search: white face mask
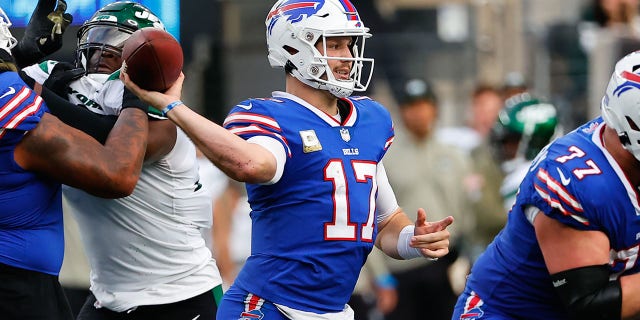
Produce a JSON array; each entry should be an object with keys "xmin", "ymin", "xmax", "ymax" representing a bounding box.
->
[
  {"xmin": 86, "ymin": 73, "xmax": 110, "ymax": 84},
  {"xmin": 0, "ymin": 8, "xmax": 17, "ymax": 55}
]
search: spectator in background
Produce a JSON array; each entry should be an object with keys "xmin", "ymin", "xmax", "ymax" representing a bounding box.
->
[
  {"xmin": 437, "ymin": 84, "xmax": 503, "ymax": 153},
  {"xmin": 585, "ymin": 0, "xmax": 640, "ymax": 35},
  {"xmin": 210, "ymin": 173, "xmax": 251, "ymax": 289},
  {"xmin": 502, "ymin": 71, "xmax": 529, "ymax": 100},
  {"xmin": 350, "ymin": 248, "xmax": 398, "ymax": 320},
  {"xmin": 437, "ymin": 84, "xmax": 506, "ymax": 259},
  {"xmin": 490, "ymin": 93, "xmax": 561, "ymax": 211},
  {"xmin": 382, "ymin": 79, "xmax": 473, "ymax": 320},
  {"xmin": 580, "ymin": 0, "xmax": 640, "ymax": 123}
]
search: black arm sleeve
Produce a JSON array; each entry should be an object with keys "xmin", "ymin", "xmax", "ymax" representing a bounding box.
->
[
  {"xmin": 551, "ymin": 264, "xmax": 622, "ymax": 320},
  {"xmin": 19, "ymin": 70, "xmax": 117, "ymax": 144}
]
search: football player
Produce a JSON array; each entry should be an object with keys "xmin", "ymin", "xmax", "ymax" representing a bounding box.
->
[
  {"xmin": 490, "ymin": 93, "xmax": 560, "ymax": 210},
  {"xmin": 452, "ymin": 51, "xmax": 640, "ymax": 319},
  {"xmin": 122, "ymin": 0, "xmax": 454, "ymax": 319},
  {"xmin": 0, "ymin": 3, "xmax": 148, "ymax": 319},
  {"xmin": 19, "ymin": 1, "xmax": 224, "ymax": 319}
]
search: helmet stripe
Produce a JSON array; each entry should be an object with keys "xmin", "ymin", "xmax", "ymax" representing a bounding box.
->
[
  {"xmin": 622, "ymin": 70, "xmax": 640, "ymax": 83},
  {"xmin": 267, "ymin": 2, "xmax": 320, "ymax": 21},
  {"xmin": 338, "ymin": 0, "xmax": 359, "ymax": 22}
]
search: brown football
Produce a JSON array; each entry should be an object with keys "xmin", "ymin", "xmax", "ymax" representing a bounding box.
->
[{"xmin": 122, "ymin": 28, "xmax": 183, "ymax": 92}]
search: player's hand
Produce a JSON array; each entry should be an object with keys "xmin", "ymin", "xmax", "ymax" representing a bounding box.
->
[
  {"xmin": 412, "ymin": 208, "xmax": 453, "ymax": 259},
  {"xmin": 13, "ymin": 0, "xmax": 73, "ymax": 68},
  {"xmin": 120, "ymin": 66, "xmax": 185, "ymax": 111},
  {"xmin": 43, "ymin": 61, "xmax": 84, "ymax": 97}
]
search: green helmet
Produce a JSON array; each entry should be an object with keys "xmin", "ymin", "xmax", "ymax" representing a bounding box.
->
[
  {"xmin": 76, "ymin": 1, "xmax": 165, "ymax": 73},
  {"xmin": 492, "ymin": 92, "xmax": 559, "ymax": 160}
]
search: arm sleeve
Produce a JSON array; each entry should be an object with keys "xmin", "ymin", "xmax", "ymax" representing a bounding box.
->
[
  {"xmin": 376, "ymin": 162, "xmax": 400, "ymax": 223},
  {"xmin": 246, "ymin": 135, "xmax": 286, "ymax": 185},
  {"xmin": 19, "ymin": 70, "xmax": 117, "ymax": 144}
]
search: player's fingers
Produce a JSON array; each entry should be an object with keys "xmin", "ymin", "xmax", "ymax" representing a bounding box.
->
[
  {"xmin": 420, "ymin": 246, "xmax": 450, "ymax": 259},
  {"xmin": 120, "ymin": 65, "xmax": 142, "ymax": 92},
  {"xmin": 411, "ymin": 229, "xmax": 450, "ymax": 246},
  {"xmin": 431, "ymin": 216, "xmax": 454, "ymax": 231},
  {"xmin": 414, "ymin": 208, "xmax": 426, "ymax": 228},
  {"xmin": 164, "ymin": 72, "xmax": 185, "ymax": 97}
]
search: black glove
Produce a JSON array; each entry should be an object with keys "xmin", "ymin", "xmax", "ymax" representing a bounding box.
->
[
  {"xmin": 12, "ymin": 0, "xmax": 73, "ymax": 68},
  {"xmin": 122, "ymin": 87, "xmax": 150, "ymax": 113},
  {"xmin": 43, "ymin": 61, "xmax": 85, "ymax": 97}
]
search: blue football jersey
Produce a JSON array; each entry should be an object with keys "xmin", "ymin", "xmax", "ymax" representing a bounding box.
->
[
  {"xmin": 0, "ymin": 71, "xmax": 64, "ymax": 275},
  {"xmin": 223, "ymin": 91, "xmax": 394, "ymax": 313},
  {"xmin": 460, "ymin": 118, "xmax": 640, "ymax": 318}
]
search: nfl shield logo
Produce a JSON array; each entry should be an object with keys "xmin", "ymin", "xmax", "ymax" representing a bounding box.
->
[{"xmin": 340, "ymin": 128, "xmax": 351, "ymax": 142}]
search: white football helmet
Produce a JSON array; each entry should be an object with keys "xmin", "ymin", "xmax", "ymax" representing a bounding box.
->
[
  {"xmin": 265, "ymin": 0, "xmax": 374, "ymax": 98},
  {"xmin": 0, "ymin": 7, "xmax": 17, "ymax": 56},
  {"xmin": 602, "ymin": 50, "xmax": 640, "ymax": 161}
]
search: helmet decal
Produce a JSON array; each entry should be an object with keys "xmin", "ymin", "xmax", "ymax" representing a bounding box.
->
[
  {"xmin": 602, "ymin": 50, "xmax": 640, "ymax": 161},
  {"xmin": 613, "ymin": 72, "xmax": 640, "ymax": 97},
  {"xmin": 267, "ymin": 0, "xmax": 325, "ymax": 35},
  {"xmin": 76, "ymin": 1, "xmax": 165, "ymax": 74},
  {"xmin": 336, "ymin": 0, "xmax": 361, "ymax": 26},
  {"xmin": 492, "ymin": 93, "xmax": 559, "ymax": 161}
]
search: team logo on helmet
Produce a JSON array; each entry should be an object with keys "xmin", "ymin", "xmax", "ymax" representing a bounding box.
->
[
  {"xmin": 613, "ymin": 71, "xmax": 640, "ymax": 98},
  {"xmin": 266, "ymin": 0, "xmax": 325, "ymax": 34}
]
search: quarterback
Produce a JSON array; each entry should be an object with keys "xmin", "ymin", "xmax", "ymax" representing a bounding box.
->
[{"xmin": 122, "ymin": 0, "xmax": 454, "ymax": 319}]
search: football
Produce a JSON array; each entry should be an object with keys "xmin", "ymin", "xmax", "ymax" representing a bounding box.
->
[{"xmin": 122, "ymin": 28, "xmax": 183, "ymax": 92}]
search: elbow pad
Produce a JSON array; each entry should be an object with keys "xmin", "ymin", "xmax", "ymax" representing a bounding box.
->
[{"xmin": 551, "ymin": 264, "xmax": 621, "ymax": 320}]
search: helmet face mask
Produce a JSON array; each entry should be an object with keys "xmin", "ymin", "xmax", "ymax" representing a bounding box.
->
[
  {"xmin": 265, "ymin": 0, "xmax": 374, "ymax": 98},
  {"xmin": 0, "ymin": 8, "xmax": 16, "ymax": 56},
  {"xmin": 76, "ymin": 1, "xmax": 164, "ymax": 74},
  {"xmin": 602, "ymin": 50, "xmax": 640, "ymax": 162},
  {"xmin": 491, "ymin": 93, "xmax": 559, "ymax": 161}
]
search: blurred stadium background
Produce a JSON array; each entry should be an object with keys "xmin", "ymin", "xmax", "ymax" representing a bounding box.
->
[{"xmin": 3, "ymin": 0, "xmax": 634, "ymax": 131}]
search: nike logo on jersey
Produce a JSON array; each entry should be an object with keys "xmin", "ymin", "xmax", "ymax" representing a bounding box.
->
[
  {"xmin": 0, "ymin": 87, "xmax": 15, "ymax": 99},
  {"xmin": 556, "ymin": 168, "xmax": 571, "ymax": 186},
  {"xmin": 191, "ymin": 315, "xmax": 201, "ymax": 320},
  {"xmin": 237, "ymin": 103, "xmax": 252, "ymax": 110}
]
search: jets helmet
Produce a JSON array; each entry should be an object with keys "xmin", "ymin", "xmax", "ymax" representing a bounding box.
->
[
  {"xmin": 602, "ymin": 50, "xmax": 640, "ymax": 162},
  {"xmin": 76, "ymin": 1, "xmax": 164, "ymax": 73},
  {"xmin": 265, "ymin": 0, "xmax": 374, "ymax": 98},
  {"xmin": 492, "ymin": 92, "xmax": 559, "ymax": 161}
]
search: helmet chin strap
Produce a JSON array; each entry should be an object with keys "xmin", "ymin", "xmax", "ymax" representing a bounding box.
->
[{"xmin": 290, "ymin": 68, "xmax": 354, "ymax": 98}]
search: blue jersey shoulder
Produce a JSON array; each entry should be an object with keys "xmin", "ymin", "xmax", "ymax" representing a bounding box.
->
[
  {"xmin": 0, "ymin": 72, "xmax": 48, "ymax": 133},
  {"xmin": 520, "ymin": 118, "xmax": 628, "ymax": 230}
]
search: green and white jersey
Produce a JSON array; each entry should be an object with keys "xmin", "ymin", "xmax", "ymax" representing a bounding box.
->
[
  {"xmin": 24, "ymin": 61, "xmax": 222, "ymax": 312},
  {"xmin": 23, "ymin": 60, "xmax": 128, "ymax": 116}
]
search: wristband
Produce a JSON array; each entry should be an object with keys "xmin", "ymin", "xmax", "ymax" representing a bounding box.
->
[
  {"xmin": 396, "ymin": 225, "xmax": 440, "ymax": 261},
  {"xmin": 397, "ymin": 225, "xmax": 423, "ymax": 260},
  {"xmin": 162, "ymin": 100, "xmax": 183, "ymax": 117}
]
